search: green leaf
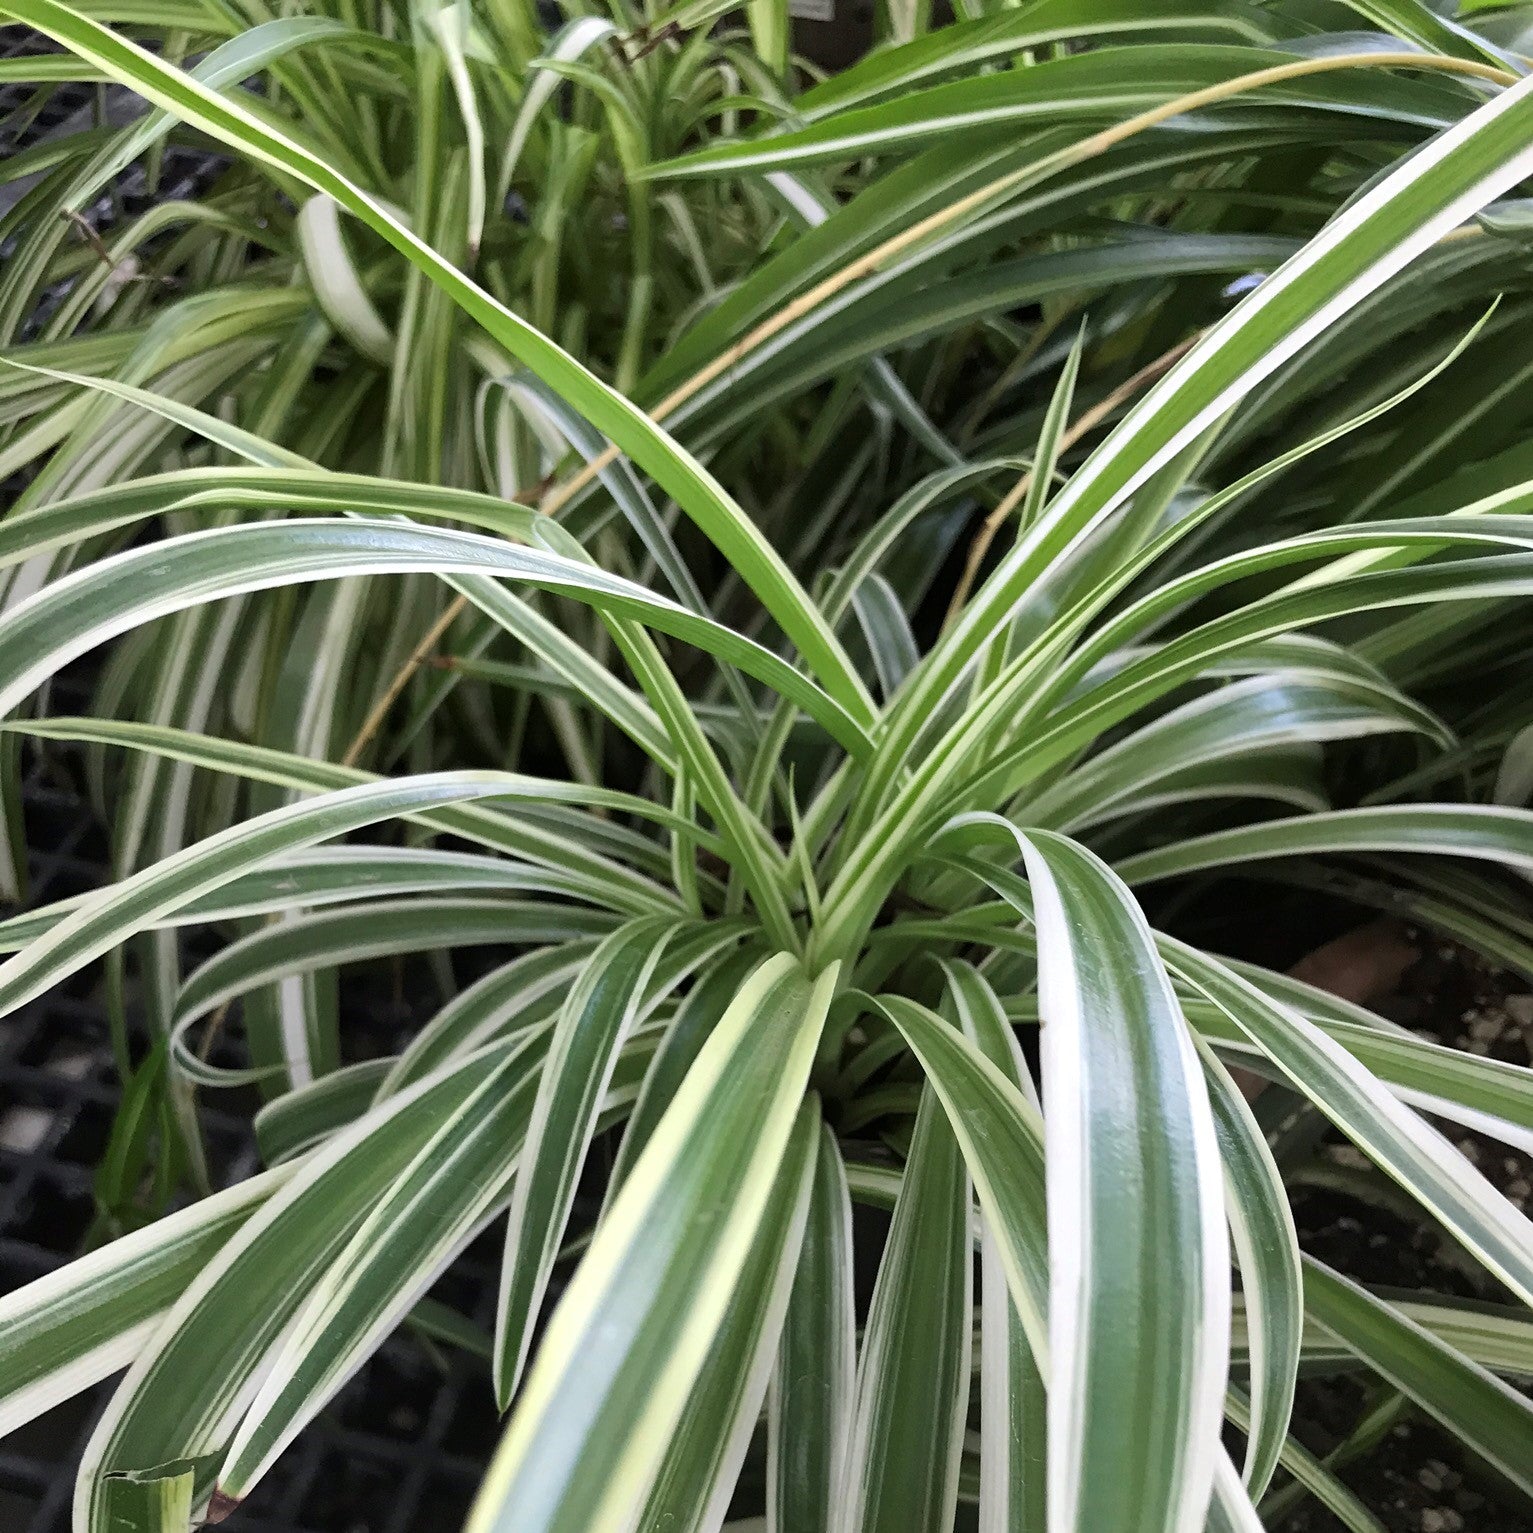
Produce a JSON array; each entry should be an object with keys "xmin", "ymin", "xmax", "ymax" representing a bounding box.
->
[
  {"xmin": 499, "ymin": 19, "xmax": 618, "ymax": 199},
  {"xmin": 465, "ymin": 954, "xmax": 835, "ymax": 1533},
  {"xmin": 0, "ymin": 771, "xmax": 550, "ymax": 1027},
  {"xmin": 294, "ymin": 196, "xmax": 394, "ymax": 363},
  {"xmin": 0, "ymin": 518, "xmax": 871, "ymax": 758},
  {"xmin": 868, "ymin": 995, "xmax": 1048, "ymax": 1353},
  {"xmin": 1010, "ymin": 829, "xmax": 1228, "ymax": 1533},
  {"xmin": 75, "ymin": 1035, "xmax": 538, "ymax": 1530},
  {"xmin": 1337, "ymin": 0, "xmax": 1509, "ymax": 66},
  {"xmin": 1166, "ymin": 943, "xmax": 1533, "ymax": 1309},
  {"xmin": 1223, "ymin": 1387, "xmax": 1385, "ymax": 1533},
  {"xmin": 1205, "ymin": 1452, "xmax": 1267, "ymax": 1533},
  {"xmin": 794, "ymin": 2, "xmax": 1285, "ymax": 121},
  {"xmin": 652, "ymin": 45, "xmax": 1469, "ymax": 178},
  {"xmin": 0, "ymin": 1166, "xmax": 291, "ymax": 1438},
  {"xmin": 607, "ymin": 946, "xmax": 765, "ymax": 1195},
  {"xmin": 835, "ymin": 1082, "xmax": 971, "ymax": 1533},
  {"xmin": 1117, "ymin": 804, "xmax": 1533, "ymax": 886},
  {"xmin": 638, "ymin": 1116, "xmax": 817, "ymax": 1533},
  {"xmin": 0, "ymin": 0, "xmax": 876, "ymax": 728},
  {"xmin": 100, "ymin": 1461, "xmax": 198, "ymax": 1533},
  {"xmin": 1302, "ymin": 1258, "xmax": 1533, "ymax": 1497},
  {"xmin": 494, "ymin": 916, "xmax": 680, "ymax": 1404},
  {"xmin": 12, "ymin": 717, "xmax": 681, "ymax": 915},
  {"xmin": 1187, "ymin": 986, "xmax": 1533, "ymax": 1155},
  {"xmin": 768, "ymin": 1124, "xmax": 855, "ymax": 1533},
  {"xmin": 0, "ymin": 846, "xmax": 605, "ymax": 951},
  {"xmin": 824, "ymin": 52, "xmax": 1533, "ymax": 952},
  {"xmin": 381, "ymin": 944, "xmax": 595, "ymax": 1099},
  {"xmin": 168, "ymin": 899, "xmax": 614, "ymax": 1088},
  {"xmin": 939, "ymin": 960, "xmax": 1044, "ymax": 1533},
  {"xmin": 254, "ymin": 1061, "xmax": 394, "ymax": 1165},
  {"xmin": 0, "ymin": 460, "xmax": 544, "ymax": 567},
  {"xmin": 745, "ymin": 0, "xmax": 786, "ymax": 75},
  {"xmin": 1026, "ymin": 674, "xmax": 1447, "ymax": 834},
  {"xmin": 215, "ymin": 1034, "xmax": 558, "ymax": 1500},
  {"xmin": 1198, "ymin": 1044, "xmax": 1300, "ymax": 1499}
]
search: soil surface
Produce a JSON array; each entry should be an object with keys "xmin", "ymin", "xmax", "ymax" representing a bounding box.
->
[{"xmin": 1277, "ymin": 937, "xmax": 1533, "ymax": 1533}]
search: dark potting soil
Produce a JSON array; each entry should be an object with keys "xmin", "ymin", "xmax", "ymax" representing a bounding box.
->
[
  {"xmin": 0, "ymin": 720, "xmax": 508, "ymax": 1533},
  {"xmin": 1273, "ymin": 938, "xmax": 1533, "ymax": 1533}
]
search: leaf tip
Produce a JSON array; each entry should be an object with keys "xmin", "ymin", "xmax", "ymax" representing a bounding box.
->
[{"xmin": 203, "ymin": 1489, "xmax": 241, "ymax": 1525}]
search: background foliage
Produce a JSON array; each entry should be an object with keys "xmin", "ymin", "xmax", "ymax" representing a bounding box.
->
[{"xmin": 3, "ymin": 1, "xmax": 1533, "ymax": 1531}]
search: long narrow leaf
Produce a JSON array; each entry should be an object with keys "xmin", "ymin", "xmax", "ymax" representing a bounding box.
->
[{"xmin": 465, "ymin": 954, "xmax": 835, "ymax": 1533}]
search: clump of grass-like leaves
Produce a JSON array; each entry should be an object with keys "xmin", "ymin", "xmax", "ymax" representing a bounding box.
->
[{"xmin": 2, "ymin": 3, "xmax": 1533, "ymax": 1533}]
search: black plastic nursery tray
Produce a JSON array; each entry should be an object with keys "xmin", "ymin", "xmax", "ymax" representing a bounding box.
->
[{"xmin": 0, "ymin": 706, "xmax": 507, "ymax": 1533}]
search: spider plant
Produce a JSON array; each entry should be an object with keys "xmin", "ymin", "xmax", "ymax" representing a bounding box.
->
[
  {"xmin": 3, "ymin": 3, "xmax": 1533, "ymax": 1533},
  {"xmin": 0, "ymin": 0, "xmax": 830, "ymax": 1131}
]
